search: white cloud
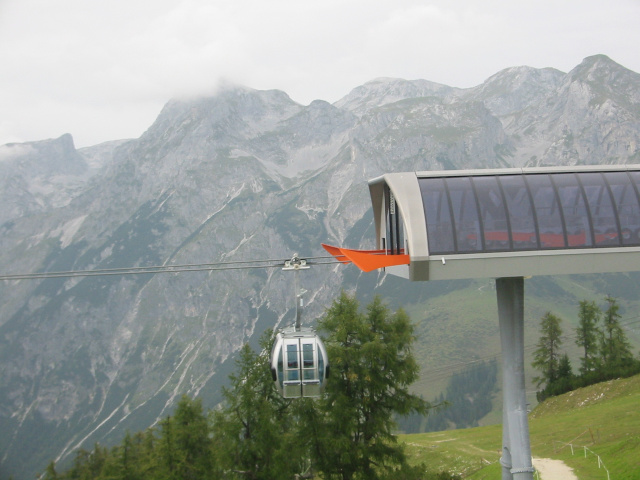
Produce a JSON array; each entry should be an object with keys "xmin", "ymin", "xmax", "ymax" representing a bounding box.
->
[
  {"xmin": 0, "ymin": 143, "xmax": 36, "ymax": 162},
  {"xmin": 1, "ymin": 0, "xmax": 639, "ymax": 147}
]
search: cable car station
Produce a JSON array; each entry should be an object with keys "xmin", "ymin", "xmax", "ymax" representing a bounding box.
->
[{"xmin": 325, "ymin": 165, "xmax": 640, "ymax": 480}]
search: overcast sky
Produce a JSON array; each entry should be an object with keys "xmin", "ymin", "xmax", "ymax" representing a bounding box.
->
[{"xmin": 1, "ymin": 0, "xmax": 639, "ymax": 148}]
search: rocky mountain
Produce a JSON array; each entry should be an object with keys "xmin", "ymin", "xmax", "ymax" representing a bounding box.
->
[{"xmin": 1, "ymin": 54, "xmax": 640, "ymax": 479}]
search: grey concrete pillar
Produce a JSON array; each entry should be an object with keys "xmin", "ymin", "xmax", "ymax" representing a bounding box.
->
[{"xmin": 496, "ymin": 277, "xmax": 534, "ymax": 480}]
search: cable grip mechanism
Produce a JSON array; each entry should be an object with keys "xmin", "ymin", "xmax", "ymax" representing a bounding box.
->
[
  {"xmin": 282, "ymin": 253, "xmax": 310, "ymax": 271},
  {"xmin": 283, "ymin": 254, "xmax": 310, "ymax": 331}
]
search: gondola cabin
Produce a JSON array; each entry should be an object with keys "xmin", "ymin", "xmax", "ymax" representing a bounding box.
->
[{"xmin": 270, "ymin": 327, "xmax": 329, "ymax": 398}]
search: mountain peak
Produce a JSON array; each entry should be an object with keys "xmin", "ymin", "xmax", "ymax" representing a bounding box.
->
[
  {"xmin": 569, "ymin": 54, "xmax": 634, "ymax": 81},
  {"xmin": 566, "ymin": 54, "xmax": 640, "ymax": 106},
  {"xmin": 139, "ymin": 85, "xmax": 301, "ymax": 146},
  {"xmin": 579, "ymin": 54, "xmax": 619, "ymax": 69},
  {"xmin": 0, "ymin": 133, "xmax": 82, "ymax": 171},
  {"xmin": 334, "ymin": 77, "xmax": 455, "ymax": 115},
  {"xmin": 482, "ymin": 65, "xmax": 564, "ymax": 88},
  {"xmin": 464, "ymin": 65, "xmax": 564, "ymax": 117}
]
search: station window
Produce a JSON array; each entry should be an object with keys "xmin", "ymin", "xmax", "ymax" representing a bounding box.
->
[
  {"xmin": 527, "ymin": 175, "xmax": 566, "ymax": 248},
  {"xmin": 420, "ymin": 177, "xmax": 455, "ymax": 254},
  {"xmin": 607, "ymin": 171, "xmax": 640, "ymax": 245},
  {"xmin": 499, "ymin": 175, "xmax": 538, "ymax": 249},
  {"xmin": 553, "ymin": 173, "xmax": 592, "ymax": 247},
  {"xmin": 578, "ymin": 173, "xmax": 619, "ymax": 246},
  {"xmin": 445, "ymin": 177, "xmax": 482, "ymax": 252},
  {"xmin": 419, "ymin": 171, "xmax": 640, "ymax": 255},
  {"xmin": 472, "ymin": 176, "xmax": 510, "ymax": 251}
]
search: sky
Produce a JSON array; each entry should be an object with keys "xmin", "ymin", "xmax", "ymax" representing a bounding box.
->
[{"xmin": 1, "ymin": 0, "xmax": 639, "ymax": 148}]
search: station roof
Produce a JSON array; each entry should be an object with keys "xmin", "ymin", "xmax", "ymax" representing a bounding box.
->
[{"xmin": 349, "ymin": 165, "xmax": 640, "ymax": 281}]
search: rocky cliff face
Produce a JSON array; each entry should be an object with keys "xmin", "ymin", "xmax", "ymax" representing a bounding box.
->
[{"xmin": 1, "ymin": 55, "xmax": 639, "ymax": 479}]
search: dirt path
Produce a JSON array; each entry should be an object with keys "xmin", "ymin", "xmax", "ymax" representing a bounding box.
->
[{"xmin": 533, "ymin": 457, "xmax": 578, "ymax": 480}]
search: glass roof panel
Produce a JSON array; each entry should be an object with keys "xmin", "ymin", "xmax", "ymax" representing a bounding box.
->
[
  {"xmin": 553, "ymin": 173, "xmax": 592, "ymax": 247},
  {"xmin": 472, "ymin": 176, "xmax": 510, "ymax": 251},
  {"xmin": 607, "ymin": 171, "xmax": 640, "ymax": 245},
  {"xmin": 417, "ymin": 170, "xmax": 640, "ymax": 255},
  {"xmin": 526, "ymin": 174, "xmax": 566, "ymax": 248},
  {"xmin": 499, "ymin": 175, "xmax": 538, "ymax": 250},
  {"xmin": 578, "ymin": 172, "xmax": 620, "ymax": 246},
  {"xmin": 445, "ymin": 177, "xmax": 482, "ymax": 253},
  {"xmin": 419, "ymin": 177, "xmax": 455, "ymax": 254}
]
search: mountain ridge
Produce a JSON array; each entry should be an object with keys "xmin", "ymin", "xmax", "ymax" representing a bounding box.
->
[{"xmin": 1, "ymin": 54, "xmax": 640, "ymax": 479}]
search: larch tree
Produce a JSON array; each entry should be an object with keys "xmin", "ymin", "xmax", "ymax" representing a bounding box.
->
[
  {"xmin": 532, "ymin": 312, "xmax": 564, "ymax": 388},
  {"xmin": 575, "ymin": 300, "xmax": 601, "ymax": 375},
  {"xmin": 309, "ymin": 292, "xmax": 430, "ymax": 480},
  {"xmin": 171, "ymin": 396, "xmax": 214, "ymax": 480},
  {"xmin": 600, "ymin": 296, "xmax": 634, "ymax": 370},
  {"xmin": 211, "ymin": 332, "xmax": 305, "ymax": 480}
]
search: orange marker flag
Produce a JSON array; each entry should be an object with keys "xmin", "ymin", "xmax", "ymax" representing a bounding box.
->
[{"xmin": 322, "ymin": 244, "xmax": 410, "ymax": 272}]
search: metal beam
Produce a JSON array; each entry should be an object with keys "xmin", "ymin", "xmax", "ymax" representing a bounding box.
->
[{"xmin": 496, "ymin": 277, "xmax": 534, "ymax": 480}]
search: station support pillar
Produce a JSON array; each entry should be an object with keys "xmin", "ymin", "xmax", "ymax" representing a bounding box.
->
[{"xmin": 496, "ymin": 277, "xmax": 534, "ymax": 480}]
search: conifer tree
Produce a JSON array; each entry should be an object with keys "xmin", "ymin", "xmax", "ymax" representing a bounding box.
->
[
  {"xmin": 172, "ymin": 395, "xmax": 214, "ymax": 480},
  {"xmin": 532, "ymin": 312, "xmax": 563, "ymax": 388},
  {"xmin": 575, "ymin": 300, "xmax": 601, "ymax": 375},
  {"xmin": 42, "ymin": 461, "xmax": 58, "ymax": 480},
  {"xmin": 158, "ymin": 415, "xmax": 178, "ymax": 480},
  {"xmin": 600, "ymin": 296, "xmax": 634, "ymax": 371},
  {"xmin": 137, "ymin": 429, "xmax": 159, "ymax": 479},
  {"xmin": 557, "ymin": 353, "xmax": 573, "ymax": 381},
  {"xmin": 64, "ymin": 444, "xmax": 109, "ymax": 480},
  {"xmin": 212, "ymin": 331, "xmax": 304, "ymax": 480},
  {"xmin": 115, "ymin": 432, "xmax": 140, "ymax": 480},
  {"xmin": 536, "ymin": 352, "xmax": 574, "ymax": 401},
  {"xmin": 310, "ymin": 292, "xmax": 430, "ymax": 480}
]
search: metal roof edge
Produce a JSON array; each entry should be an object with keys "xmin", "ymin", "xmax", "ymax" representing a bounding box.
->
[{"xmin": 413, "ymin": 164, "xmax": 640, "ymax": 178}]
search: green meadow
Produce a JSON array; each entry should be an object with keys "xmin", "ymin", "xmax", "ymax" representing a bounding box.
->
[{"xmin": 401, "ymin": 374, "xmax": 640, "ymax": 479}]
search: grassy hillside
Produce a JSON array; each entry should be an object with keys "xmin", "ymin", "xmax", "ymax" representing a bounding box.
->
[
  {"xmin": 384, "ymin": 272, "xmax": 640, "ymax": 424},
  {"xmin": 400, "ymin": 374, "xmax": 640, "ymax": 479}
]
